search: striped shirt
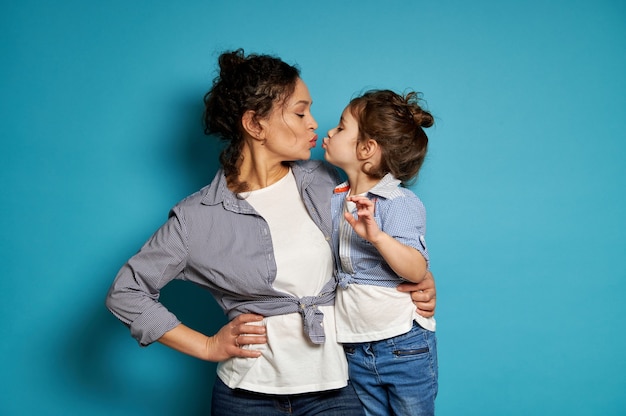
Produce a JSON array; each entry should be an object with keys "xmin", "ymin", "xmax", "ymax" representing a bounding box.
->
[
  {"xmin": 331, "ymin": 173, "xmax": 429, "ymax": 289},
  {"xmin": 106, "ymin": 160, "xmax": 341, "ymax": 347},
  {"xmin": 330, "ymin": 173, "xmax": 435, "ymax": 342}
]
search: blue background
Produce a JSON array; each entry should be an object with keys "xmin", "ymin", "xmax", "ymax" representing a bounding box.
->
[{"xmin": 2, "ymin": 1, "xmax": 625, "ymax": 415}]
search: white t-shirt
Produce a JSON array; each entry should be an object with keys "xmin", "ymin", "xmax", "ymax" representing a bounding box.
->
[
  {"xmin": 216, "ymin": 170, "xmax": 348, "ymax": 394},
  {"xmin": 335, "ymin": 284, "xmax": 436, "ymax": 342}
]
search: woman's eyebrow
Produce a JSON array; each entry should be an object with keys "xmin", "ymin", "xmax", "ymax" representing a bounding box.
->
[{"xmin": 293, "ymin": 99, "xmax": 312, "ymax": 107}]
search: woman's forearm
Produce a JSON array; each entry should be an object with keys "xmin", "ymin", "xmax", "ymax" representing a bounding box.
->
[{"xmin": 158, "ymin": 314, "xmax": 266, "ymax": 362}]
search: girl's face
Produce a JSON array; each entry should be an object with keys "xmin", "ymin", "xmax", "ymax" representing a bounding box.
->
[
  {"xmin": 260, "ymin": 78, "xmax": 319, "ymax": 162},
  {"xmin": 322, "ymin": 106, "xmax": 360, "ymax": 171}
]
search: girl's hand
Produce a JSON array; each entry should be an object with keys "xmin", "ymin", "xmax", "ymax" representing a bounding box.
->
[{"xmin": 344, "ymin": 195, "xmax": 382, "ymax": 243}]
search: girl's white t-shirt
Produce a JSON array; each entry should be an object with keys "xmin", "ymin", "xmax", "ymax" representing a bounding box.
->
[
  {"xmin": 216, "ymin": 170, "xmax": 348, "ymax": 394},
  {"xmin": 334, "ymin": 197, "xmax": 436, "ymax": 343}
]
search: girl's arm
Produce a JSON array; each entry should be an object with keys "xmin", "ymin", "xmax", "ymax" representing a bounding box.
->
[{"xmin": 344, "ymin": 195, "xmax": 427, "ymax": 283}]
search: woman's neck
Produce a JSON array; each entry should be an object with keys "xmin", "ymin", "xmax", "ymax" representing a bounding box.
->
[{"xmin": 236, "ymin": 145, "xmax": 290, "ymax": 191}]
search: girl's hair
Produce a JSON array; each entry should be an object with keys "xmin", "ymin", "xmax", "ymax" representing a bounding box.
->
[
  {"xmin": 349, "ymin": 89, "xmax": 434, "ymax": 183},
  {"xmin": 203, "ymin": 49, "xmax": 300, "ymax": 192}
]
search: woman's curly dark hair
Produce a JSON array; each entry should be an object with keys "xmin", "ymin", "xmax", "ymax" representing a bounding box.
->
[
  {"xmin": 203, "ymin": 49, "xmax": 300, "ymax": 192},
  {"xmin": 348, "ymin": 90, "xmax": 434, "ymax": 184}
]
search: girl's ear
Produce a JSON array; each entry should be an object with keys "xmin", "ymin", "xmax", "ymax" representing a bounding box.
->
[
  {"xmin": 241, "ymin": 110, "xmax": 264, "ymax": 140},
  {"xmin": 357, "ymin": 138, "xmax": 380, "ymax": 160}
]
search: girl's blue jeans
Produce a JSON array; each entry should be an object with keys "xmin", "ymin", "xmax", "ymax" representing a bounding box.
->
[{"xmin": 342, "ymin": 322, "xmax": 438, "ymax": 416}]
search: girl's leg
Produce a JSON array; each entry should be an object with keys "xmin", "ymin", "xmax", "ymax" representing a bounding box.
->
[{"xmin": 379, "ymin": 323, "xmax": 438, "ymax": 416}]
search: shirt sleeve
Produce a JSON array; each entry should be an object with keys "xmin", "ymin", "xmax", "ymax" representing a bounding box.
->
[
  {"xmin": 377, "ymin": 194, "xmax": 429, "ymax": 266},
  {"xmin": 105, "ymin": 207, "xmax": 188, "ymax": 346}
]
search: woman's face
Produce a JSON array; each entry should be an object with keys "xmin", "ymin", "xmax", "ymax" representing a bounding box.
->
[{"xmin": 260, "ymin": 78, "xmax": 319, "ymax": 162}]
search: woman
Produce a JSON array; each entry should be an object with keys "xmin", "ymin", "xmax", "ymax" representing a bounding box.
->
[{"xmin": 106, "ymin": 49, "xmax": 437, "ymax": 415}]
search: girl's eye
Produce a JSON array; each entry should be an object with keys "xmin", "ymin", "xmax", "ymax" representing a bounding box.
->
[{"xmin": 296, "ymin": 113, "xmax": 305, "ymax": 118}]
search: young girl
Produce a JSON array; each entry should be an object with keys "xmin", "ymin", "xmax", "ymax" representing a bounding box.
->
[{"xmin": 322, "ymin": 89, "xmax": 438, "ymax": 416}]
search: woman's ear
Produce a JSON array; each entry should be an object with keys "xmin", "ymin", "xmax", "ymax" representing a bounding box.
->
[{"xmin": 241, "ymin": 110, "xmax": 264, "ymax": 140}]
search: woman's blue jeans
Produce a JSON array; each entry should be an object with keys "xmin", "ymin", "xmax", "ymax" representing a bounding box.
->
[
  {"xmin": 343, "ymin": 322, "xmax": 438, "ymax": 416},
  {"xmin": 211, "ymin": 377, "xmax": 365, "ymax": 416}
]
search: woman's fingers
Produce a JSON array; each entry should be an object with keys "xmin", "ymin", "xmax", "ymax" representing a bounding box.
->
[{"xmin": 231, "ymin": 314, "xmax": 267, "ymax": 353}]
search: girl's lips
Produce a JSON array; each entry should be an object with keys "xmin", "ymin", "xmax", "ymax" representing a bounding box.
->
[{"xmin": 310, "ymin": 134, "xmax": 319, "ymax": 146}]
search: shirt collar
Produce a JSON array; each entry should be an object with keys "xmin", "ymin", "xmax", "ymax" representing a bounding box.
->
[
  {"xmin": 200, "ymin": 170, "xmax": 257, "ymax": 214},
  {"xmin": 333, "ymin": 173, "xmax": 401, "ymax": 198},
  {"xmin": 200, "ymin": 161, "xmax": 316, "ymax": 213}
]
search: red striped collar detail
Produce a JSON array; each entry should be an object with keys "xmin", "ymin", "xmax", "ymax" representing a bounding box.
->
[{"xmin": 334, "ymin": 184, "xmax": 350, "ymax": 194}]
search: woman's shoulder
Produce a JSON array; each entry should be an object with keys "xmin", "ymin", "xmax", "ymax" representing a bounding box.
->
[
  {"xmin": 293, "ymin": 159, "xmax": 341, "ymax": 183},
  {"xmin": 294, "ymin": 158, "xmax": 327, "ymax": 171},
  {"xmin": 172, "ymin": 170, "xmax": 225, "ymax": 210}
]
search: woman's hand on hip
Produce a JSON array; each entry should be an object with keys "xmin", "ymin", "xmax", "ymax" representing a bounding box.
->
[
  {"xmin": 208, "ymin": 313, "xmax": 267, "ymax": 361},
  {"xmin": 158, "ymin": 314, "xmax": 266, "ymax": 362}
]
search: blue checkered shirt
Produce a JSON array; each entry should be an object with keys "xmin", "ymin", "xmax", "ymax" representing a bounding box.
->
[{"xmin": 330, "ymin": 173, "xmax": 429, "ymax": 289}]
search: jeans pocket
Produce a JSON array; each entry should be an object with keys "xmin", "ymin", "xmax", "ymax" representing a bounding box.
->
[
  {"xmin": 391, "ymin": 324, "xmax": 431, "ymax": 357},
  {"xmin": 392, "ymin": 346, "xmax": 429, "ymax": 357}
]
